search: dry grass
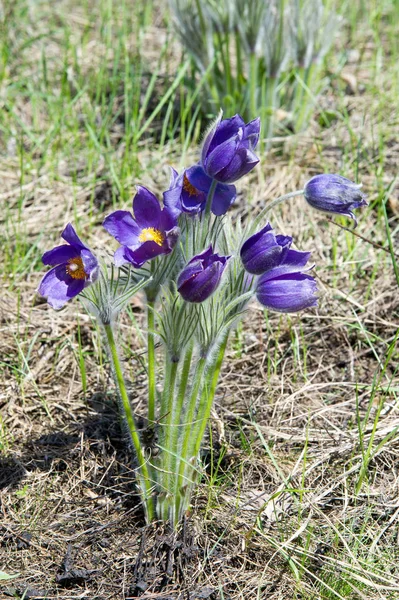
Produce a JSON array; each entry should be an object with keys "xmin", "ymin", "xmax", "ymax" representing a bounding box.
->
[{"xmin": 1, "ymin": 0, "xmax": 399, "ymax": 598}]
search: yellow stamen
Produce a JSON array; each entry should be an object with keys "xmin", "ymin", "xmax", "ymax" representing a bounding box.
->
[
  {"xmin": 138, "ymin": 227, "xmax": 165, "ymax": 246},
  {"xmin": 183, "ymin": 173, "xmax": 201, "ymax": 197},
  {"xmin": 66, "ymin": 257, "xmax": 87, "ymax": 280}
]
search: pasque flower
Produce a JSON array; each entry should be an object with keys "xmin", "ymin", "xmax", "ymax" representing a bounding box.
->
[
  {"xmin": 256, "ymin": 248, "xmax": 317, "ymax": 312},
  {"xmin": 163, "ymin": 164, "xmax": 236, "ymax": 217},
  {"xmin": 240, "ymin": 223, "xmax": 292, "ymax": 275},
  {"xmin": 201, "ymin": 113, "xmax": 260, "ymax": 184},
  {"xmin": 177, "ymin": 246, "xmax": 229, "ymax": 303},
  {"xmin": 304, "ymin": 174, "xmax": 367, "ymax": 225},
  {"xmin": 103, "ymin": 186, "xmax": 179, "ymax": 268},
  {"xmin": 38, "ymin": 223, "xmax": 99, "ymax": 309}
]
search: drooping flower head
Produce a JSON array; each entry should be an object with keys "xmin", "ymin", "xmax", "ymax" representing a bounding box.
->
[
  {"xmin": 177, "ymin": 246, "xmax": 229, "ymax": 303},
  {"xmin": 256, "ymin": 249, "xmax": 317, "ymax": 313},
  {"xmin": 304, "ymin": 174, "xmax": 368, "ymax": 226},
  {"xmin": 201, "ymin": 113, "xmax": 260, "ymax": 184},
  {"xmin": 103, "ymin": 186, "xmax": 179, "ymax": 268},
  {"xmin": 38, "ymin": 224, "xmax": 99, "ymax": 310},
  {"xmin": 163, "ymin": 164, "xmax": 236, "ymax": 217},
  {"xmin": 240, "ymin": 223, "xmax": 292, "ymax": 275}
]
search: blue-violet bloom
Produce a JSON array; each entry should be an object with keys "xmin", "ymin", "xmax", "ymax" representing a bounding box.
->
[
  {"xmin": 177, "ymin": 246, "xmax": 229, "ymax": 303},
  {"xmin": 304, "ymin": 174, "xmax": 367, "ymax": 226},
  {"xmin": 240, "ymin": 223, "xmax": 292, "ymax": 275},
  {"xmin": 38, "ymin": 223, "xmax": 99, "ymax": 310},
  {"xmin": 103, "ymin": 186, "xmax": 179, "ymax": 268},
  {"xmin": 163, "ymin": 164, "xmax": 236, "ymax": 217},
  {"xmin": 201, "ymin": 113, "xmax": 260, "ymax": 184},
  {"xmin": 256, "ymin": 249, "xmax": 317, "ymax": 313}
]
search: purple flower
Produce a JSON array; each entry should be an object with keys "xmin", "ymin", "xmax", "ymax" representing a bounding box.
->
[
  {"xmin": 240, "ymin": 223, "xmax": 292, "ymax": 275},
  {"xmin": 304, "ymin": 174, "xmax": 368, "ymax": 225},
  {"xmin": 201, "ymin": 113, "xmax": 260, "ymax": 184},
  {"xmin": 38, "ymin": 224, "xmax": 99, "ymax": 310},
  {"xmin": 177, "ymin": 246, "xmax": 229, "ymax": 303},
  {"xmin": 163, "ymin": 164, "xmax": 236, "ymax": 217},
  {"xmin": 103, "ymin": 186, "xmax": 179, "ymax": 268},
  {"xmin": 256, "ymin": 249, "xmax": 317, "ymax": 313}
]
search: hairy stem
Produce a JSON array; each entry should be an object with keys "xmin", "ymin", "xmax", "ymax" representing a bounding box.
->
[
  {"xmin": 174, "ymin": 357, "xmax": 207, "ymax": 520},
  {"xmin": 147, "ymin": 299, "xmax": 156, "ymax": 426},
  {"xmin": 159, "ymin": 356, "xmax": 179, "ymax": 502},
  {"xmin": 103, "ymin": 323, "xmax": 154, "ymax": 522},
  {"xmin": 253, "ymin": 190, "xmax": 305, "ymax": 230},
  {"xmin": 169, "ymin": 344, "xmax": 194, "ymax": 482},
  {"xmin": 191, "ymin": 333, "xmax": 229, "ymax": 462},
  {"xmin": 202, "ymin": 178, "xmax": 218, "ymax": 245}
]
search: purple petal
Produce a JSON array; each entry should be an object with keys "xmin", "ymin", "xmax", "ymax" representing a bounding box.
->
[
  {"xmin": 179, "ymin": 166, "xmax": 207, "ymax": 213},
  {"xmin": 61, "ymin": 223, "xmax": 87, "ymax": 249},
  {"xmin": 163, "ymin": 170, "xmax": 183, "ymax": 220},
  {"xmin": 125, "ymin": 241, "xmax": 168, "ymax": 268},
  {"xmin": 178, "ymin": 262, "xmax": 223, "ymax": 303},
  {"xmin": 159, "ymin": 207, "xmax": 177, "ymax": 232},
  {"xmin": 203, "ymin": 137, "xmax": 240, "ymax": 180},
  {"xmin": 216, "ymin": 147, "xmax": 259, "ymax": 183},
  {"xmin": 133, "ymin": 186, "xmax": 162, "ymax": 228},
  {"xmin": 177, "ymin": 259, "xmax": 203, "ymax": 288},
  {"xmin": 80, "ymin": 248, "xmax": 99, "ymax": 283},
  {"xmin": 257, "ymin": 273, "xmax": 318, "ymax": 313},
  {"xmin": 190, "ymin": 245, "xmax": 214, "ymax": 263},
  {"xmin": 212, "ymin": 183, "xmax": 236, "ymax": 216},
  {"xmin": 244, "ymin": 117, "xmax": 261, "ymax": 148},
  {"xmin": 169, "ymin": 167, "xmax": 179, "ymax": 187},
  {"xmin": 38, "ymin": 264, "xmax": 85, "ymax": 310},
  {"xmin": 201, "ymin": 111, "xmax": 223, "ymax": 165},
  {"xmin": 186, "ymin": 164, "xmax": 213, "ymax": 192},
  {"xmin": 114, "ymin": 246, "xmax": 130, "ymax": 267},
  {"xmin": 165, "ymin": 226, "xmax": 180, "ymax": 251},
  {"xmin": 103, "ymin": 211, "xmax": 141, "ymax": 246},
  {"xmin": 206, "ymin": 114, "xmax": 245, "ymax": 155},
  {"xmin": 42, "ymin": 244, "xmax": 77, "ymax": 266},
  {"xmin": 260, "ymin": 250, "xmax": 312, "ymax": 281}
]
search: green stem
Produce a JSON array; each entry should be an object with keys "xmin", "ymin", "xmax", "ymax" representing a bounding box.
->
[
  {"xmin": 174, "ymin": 358, "xmax": 207, "ymax": 512},
  {"xmin": 204, "ymin": 178, "xmax": 218, "ymax": 221},
  {"xmin": 201, "ymin": 178, "xmax": 218, "ymax": 247},
  {"xmin": 160, "ymin": 357, "xmax": 179, "ymax": 495},
  {"xmin": 169, "ymin": 344, "xmax": 194, "ymax": 480},
  {"xmin": 147, "ymin": 299, "xmax": 156, "ymax": 426},
  {"xmin": 174, "ymin": 336, "xmax": 229, "ymax": 524},
  {"xmin": 253, "ymin": 190, "xmax": 304, "ymax": 230},
  {"xmin": 191, "ymin": 334, "xmax": 229, "ymax": 462},
  {"xmin": 103, "ymin": 323, "xmax": 155, "ymax": 521}
]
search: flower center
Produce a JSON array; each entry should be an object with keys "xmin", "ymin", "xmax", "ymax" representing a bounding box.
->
[
  {"xmin": 183, "ymin": 173, "xmax": 201, "ymax": 197},
  {"xmin": 66, "ymin": 257, "xmax": 87, "ymax": 280},
  {"xmin": 139, "ymin": 227, "xmax": 165, "ymax": 246}
]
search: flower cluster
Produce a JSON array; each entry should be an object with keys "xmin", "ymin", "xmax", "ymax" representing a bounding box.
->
[
  {"xmin": 38, "ymin": 114, "xmax": 367, "ymax": 314},
  {"xmin": 240, "ymin": 223, "xmax": 317, "ymax": 313},
  {"xmin": 36, "ymin": 111, "xmax": 367, "ymax": 527}
]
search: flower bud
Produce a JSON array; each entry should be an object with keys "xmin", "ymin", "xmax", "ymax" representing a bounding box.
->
[
  {"xmin": 240, "ymin": 223, "xmax": 292, "ymax": 275},
  {"xmin": 256, "ymin": 249, "xmax": 317, "ymax": 313},
  {"xmin": 304, "ymin": 174, "xmax": 367, "ymax": 225},
  {"xmin": 201, "ymin": 113, "xmax": 260, "ymax": 184},
  {"xmin": 177, "ymin": 246, "xmax": 229, "ymax": 303}
]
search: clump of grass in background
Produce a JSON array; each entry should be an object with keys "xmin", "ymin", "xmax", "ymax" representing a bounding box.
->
[{"xmin": 169, "ymin": 0, "xmax": 341, "ymax": 140}]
